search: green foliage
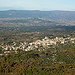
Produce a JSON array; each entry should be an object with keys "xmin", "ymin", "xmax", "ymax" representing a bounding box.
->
[
  {"xmin": 0, "ymin": 49, "xmax": 75, "ymax": 75},
  {"xmin": 0, "ymin": 18, "xmax": 75, "ymax": 75}
]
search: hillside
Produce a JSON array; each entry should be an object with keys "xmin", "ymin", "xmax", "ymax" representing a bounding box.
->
[{"xmin": 0, "ymin": 10, "xmax": 75, "ymax": 21}]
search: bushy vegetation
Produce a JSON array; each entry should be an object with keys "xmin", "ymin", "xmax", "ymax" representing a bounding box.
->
[
  {"xmin": 0, "ymin": 18, "xmax": 75, "ymax": 75},
  {"xmin": 0, "ymin": 49, "xmax": 75, "ymax": 75}
]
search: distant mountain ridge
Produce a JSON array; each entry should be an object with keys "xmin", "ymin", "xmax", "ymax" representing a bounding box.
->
[{"xmin": 0, "ymin": 10, "xmax": 75, "ymax": 21}]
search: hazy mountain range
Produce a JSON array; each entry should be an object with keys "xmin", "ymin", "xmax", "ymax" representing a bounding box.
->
[{"xmin": 0, "ymin": 10, "xmax": 75, "ymax": 21}]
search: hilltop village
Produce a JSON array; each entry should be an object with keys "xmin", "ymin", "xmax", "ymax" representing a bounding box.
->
[{"xmin": 0, "ymin": 36, "xmax": 75, "ymax": 55}]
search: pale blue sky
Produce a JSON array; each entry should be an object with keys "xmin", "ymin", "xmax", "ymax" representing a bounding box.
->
[{"xmin": 0, "ymin": 0, "xmax": 75, "ymax": 11}]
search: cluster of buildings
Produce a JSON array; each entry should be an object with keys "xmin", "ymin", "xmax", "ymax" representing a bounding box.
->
[{"xmin": 0, "ymin": 36, "xmax": 75, "ymax": 55}]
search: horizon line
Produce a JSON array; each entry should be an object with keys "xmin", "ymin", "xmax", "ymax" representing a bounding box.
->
[{"xmin": 0, "ymin": 9, "xmax": 75, "ymax": 12}]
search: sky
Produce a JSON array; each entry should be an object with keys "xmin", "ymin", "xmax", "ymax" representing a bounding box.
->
[{"xmin": 0, "ymin": 0, "xmax": 75, "ymax": 11}]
